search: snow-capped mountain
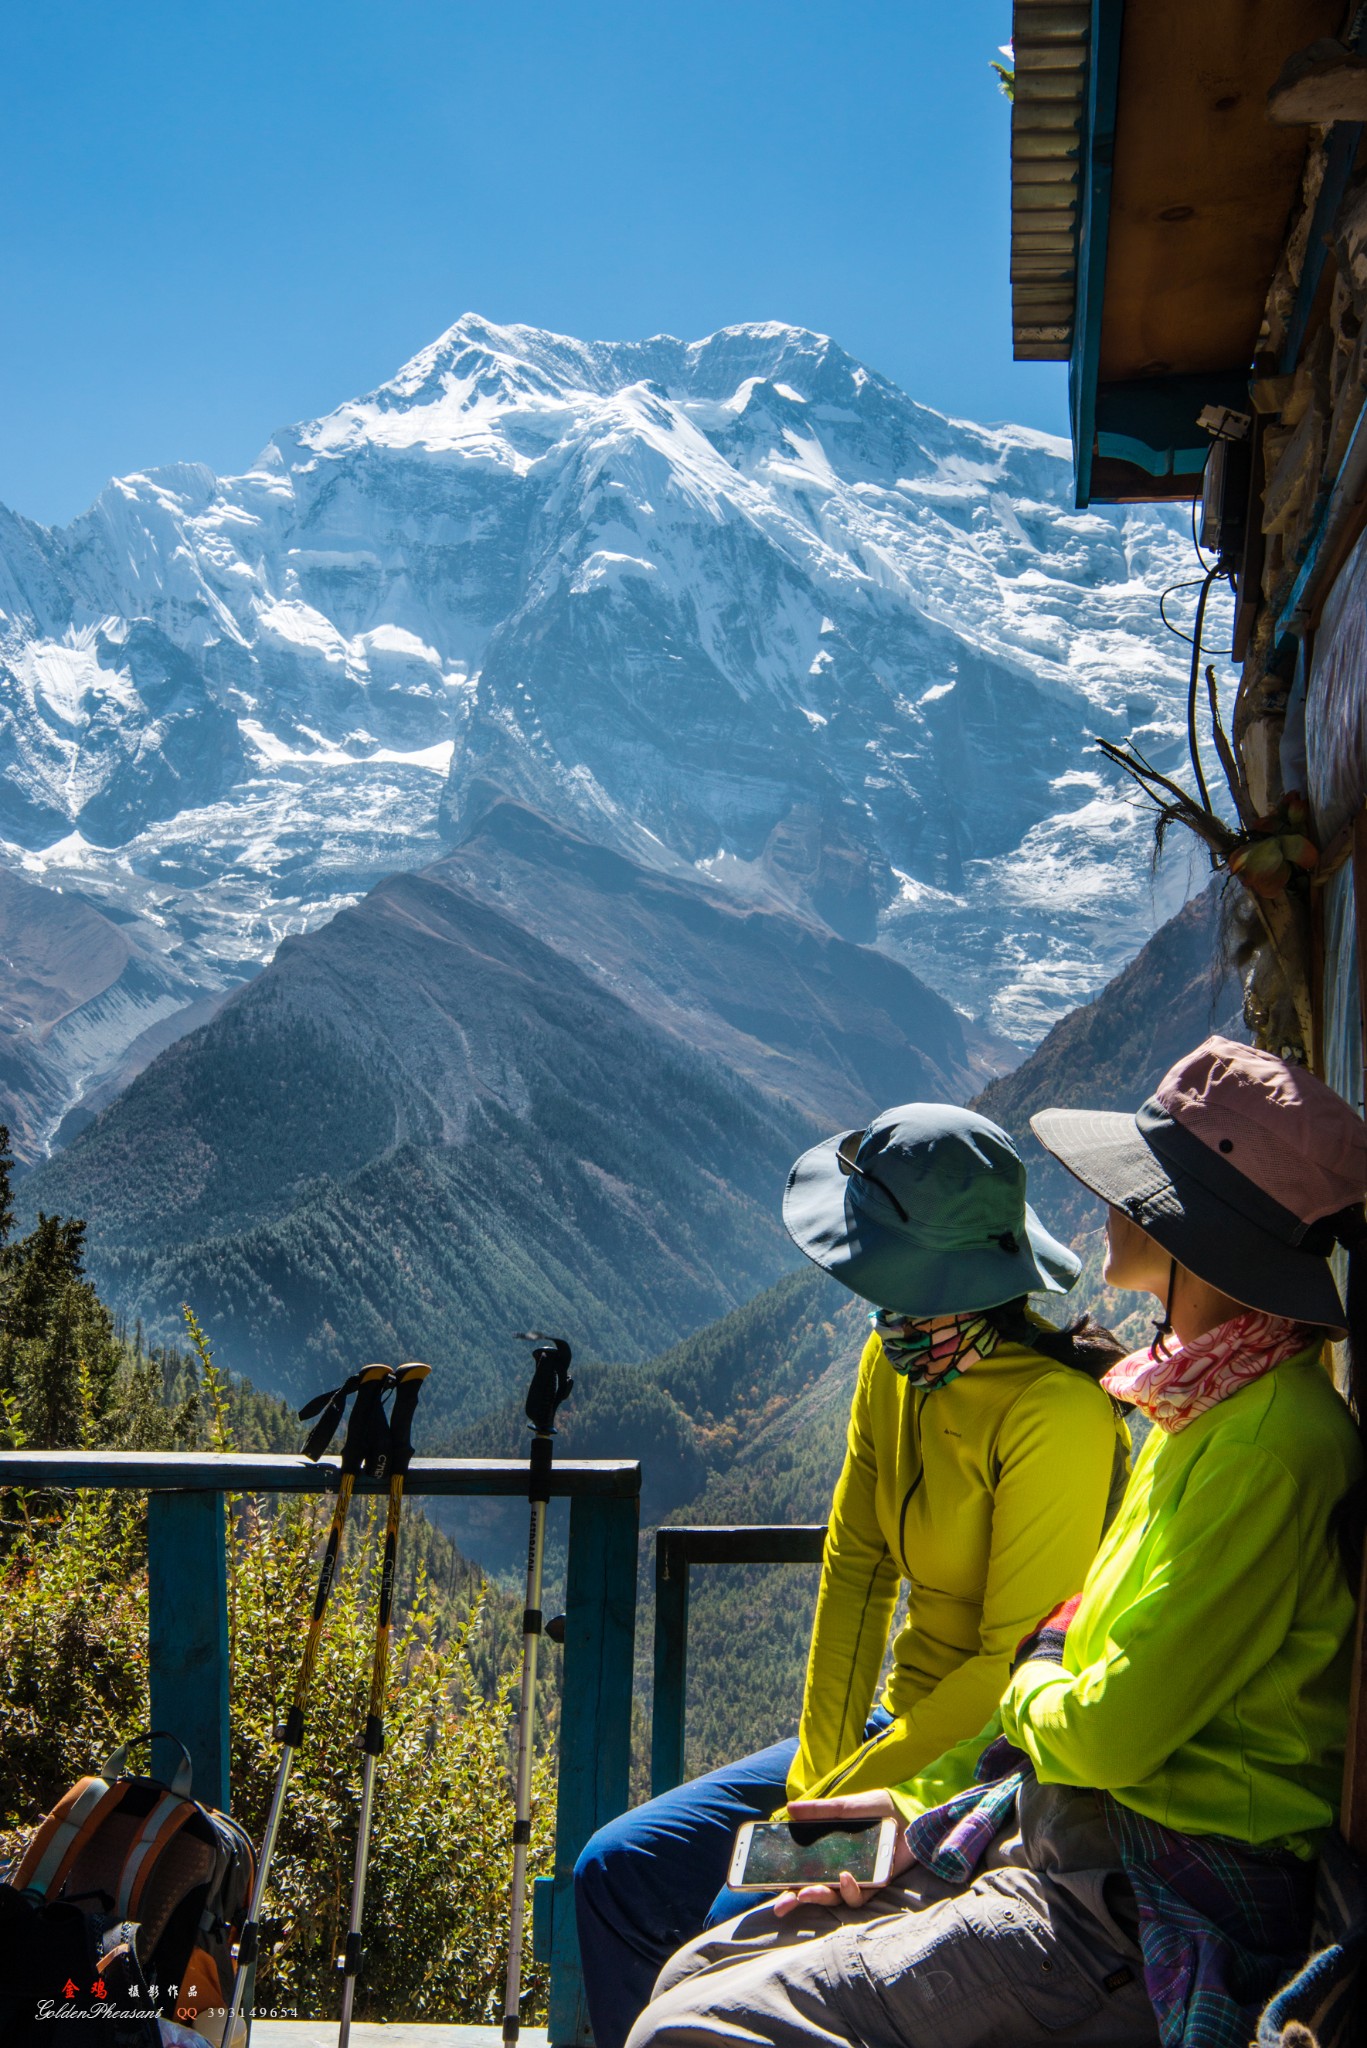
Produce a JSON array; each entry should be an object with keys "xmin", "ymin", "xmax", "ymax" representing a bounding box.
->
[{"xmin": 0, "ymin": 315, "xmax": 1212, "ymax": 1150}]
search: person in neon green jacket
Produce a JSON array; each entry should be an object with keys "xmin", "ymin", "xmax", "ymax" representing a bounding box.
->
[
  {"xmin": 574, "ymin": 1102, "xmax": 1129, "ymax": 2048},
  {"xmin": 893, "ymin": 1334, "xmax": 1357, "ymax": 1854},
  {"xmin": 628, "ymin": 1039, "xmax": 1367, "ymax": 2048}
]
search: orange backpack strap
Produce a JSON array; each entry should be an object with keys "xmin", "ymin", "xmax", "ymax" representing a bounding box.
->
[
  {"xmin": 12, "ymin": 1776, "xmax": 128, "ymax": 1898},
  {"xmin": 115, "ymin": 1793, "xmax": 198, "ymax": 1921}
]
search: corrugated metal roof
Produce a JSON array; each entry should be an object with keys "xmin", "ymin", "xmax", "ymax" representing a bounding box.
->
[{"xmin": 1011, "ymin": 1, "xmax": 1091, "ymax": 361}]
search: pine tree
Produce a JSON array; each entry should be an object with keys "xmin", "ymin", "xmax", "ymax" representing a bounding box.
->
[
  {"xmin": 0, "ymin": 1125, "xmax": 13, "ymax": 1248},
  {"xmin": 0, "ymin": 1121, "xmax": 176, "ymax": 1448}
]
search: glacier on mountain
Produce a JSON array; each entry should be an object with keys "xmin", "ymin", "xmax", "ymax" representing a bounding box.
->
[{"xmin": 0, "ymin": 314, "xmax": 1220, "ymax": 1147}]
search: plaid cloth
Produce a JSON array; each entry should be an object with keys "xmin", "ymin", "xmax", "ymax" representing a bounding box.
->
[
  {"xmin": 903, "ymin": 1768, "xmax": 1313, "ymax": 2048},
  {"xmin": 899, "ymin": 1576, "xmax": 1323, "ymax": 2048},
  {"xmin": 1102, "ymin": 1797, "xmax": 1313, "ymax": 2048},
  {"xmin": 902, "ymin": 1768, "xmax": 1024, "ymax": 1884}
]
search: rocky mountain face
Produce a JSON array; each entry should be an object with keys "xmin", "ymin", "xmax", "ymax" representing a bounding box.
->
[
  {"xmin": 19, "ymin": 805, "xmax": 988, "ymax": 1418},
  {"xmin": 428, "ymin": 798, "xmax": 1001, "ymax": 1118},
  {"xmin": 972, "ymin": 881, "xmax": 1243, "ymax": 1241},
  {"xmin": 0, "ymin": 867, "xmax": 213, "ymax": 1162},
  {"xmin": 0, "ymin": 316, "xmax": 1207, "ymax": 1156}
]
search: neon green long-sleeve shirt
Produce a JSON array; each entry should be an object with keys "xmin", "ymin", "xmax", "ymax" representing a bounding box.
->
[
  {"xmin": 785, "ymin": 1329, "xmax": 1129, "ymax": 1803},
  {"xmin": 891, "ymin": 1348, "xmax": 1363, "ymax": 1856}
]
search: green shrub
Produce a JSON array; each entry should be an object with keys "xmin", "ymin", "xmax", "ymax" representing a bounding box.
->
[
  {"xmin": 0, "ymin": 1256, "xmax": 555, "ymax": 2025},
  {"xmin": 0, "ymin": 1485, "xmax": 151, "ymax": 1817},
  {"xmin": 0, "ymin": 1476, "xmax": 554, "ymax": 2023},
  {"xmin": 223, "ymin": 1493, "xmax": 555, "ymax": 2022}
]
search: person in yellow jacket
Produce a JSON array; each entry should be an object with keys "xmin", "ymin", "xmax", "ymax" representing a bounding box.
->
[
  {"xmin": 628, "ymin": 1038, "xmax": 1367, "ymax": 2048},
  {"xmin": 574, "ymin": 1101, "xmax": 1129, "ymax": 2048}
]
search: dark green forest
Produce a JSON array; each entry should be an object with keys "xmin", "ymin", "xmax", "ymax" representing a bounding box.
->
[{"xmin": 21, "ymin": 868, "xmax": 817, "ymax": 1425}]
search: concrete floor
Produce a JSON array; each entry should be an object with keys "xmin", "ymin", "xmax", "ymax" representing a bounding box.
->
[{"xmin": 253, "ymin": 2030, "xmax": 549, "ymax": 2047}]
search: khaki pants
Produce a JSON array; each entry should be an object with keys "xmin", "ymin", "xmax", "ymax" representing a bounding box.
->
[{"xmin": 626, "ymin": 1821, "xmax": 1160, "ymax": 2048}]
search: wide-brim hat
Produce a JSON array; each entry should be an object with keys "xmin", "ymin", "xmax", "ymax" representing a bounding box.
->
[
  {"xmin": 783, "ymin": 1102, "xmax": 1080, "ymax": 1316},
  {"xmin": 1030, "ymin": 1036, "xmax": 1367, "ymax": 1334}
]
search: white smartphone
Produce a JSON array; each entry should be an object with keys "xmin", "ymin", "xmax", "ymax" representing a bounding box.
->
[{"xmin": 727, "ymin": 1817, "xmax": 898, "ymax": 1892}]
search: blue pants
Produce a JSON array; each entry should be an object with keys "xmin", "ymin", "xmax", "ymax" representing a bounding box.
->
[{"xmin": 574, "ymin": 1711, "xmax": 891, "ymax": 2048}]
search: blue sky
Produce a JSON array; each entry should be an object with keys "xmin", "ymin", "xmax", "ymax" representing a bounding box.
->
[{"xmin": 2, "ymin": 0, "xmax": 1062, "ymax": 526}]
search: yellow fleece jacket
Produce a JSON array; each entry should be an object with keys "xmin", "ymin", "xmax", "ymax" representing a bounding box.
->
[{"xmin": 786, "ymin": 1328, "xmax": 1128, "ymax": 1803}]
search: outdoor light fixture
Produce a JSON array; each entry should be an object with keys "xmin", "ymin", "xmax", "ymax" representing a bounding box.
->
[{"xmin": 1197, "ymin": 406, "xmax": 1252, "ymax": 570}]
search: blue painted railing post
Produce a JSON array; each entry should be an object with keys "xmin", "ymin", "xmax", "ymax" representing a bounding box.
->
[
  {"xmin": 147, "ymin": 1491, "xmax": 230, "ymax": 1811},
  {"xmin": 646, "ymin": 1526, "xmax": 825, "ymax": 1803},
  {"xmin": 650, "ymin": 1534, "xmax": 690, "ymax": 1797},
  {"xmin": 547, "ymin": 1490, "xmax": 640, "ymax": 2046}
]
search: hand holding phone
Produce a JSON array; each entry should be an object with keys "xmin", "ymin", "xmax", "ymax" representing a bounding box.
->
[{"xmin": 727, "ymin": 1817, "xmax": 898, "ymax": 1892}]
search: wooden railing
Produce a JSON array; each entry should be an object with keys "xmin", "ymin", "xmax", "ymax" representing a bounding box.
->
[{"xmin": 650, "ymin": 1524, "xmax": 827, "ymax": 1797}]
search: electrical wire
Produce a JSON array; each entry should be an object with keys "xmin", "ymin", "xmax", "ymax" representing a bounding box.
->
[
  {"xmin": 1130, "ymin": 432, "xmax": 1239, "ymax": 837},
  {"xmin": 1160, "ymin": 576, "xmax": 1213, "ymax": 642},
  {"xmin": 1158, "ymin": 575, "xmax": 1236, "ymax": 654},
  {"xmin": 1185, "ymin": 566, "xmax": 1220, "ymax": 815}
]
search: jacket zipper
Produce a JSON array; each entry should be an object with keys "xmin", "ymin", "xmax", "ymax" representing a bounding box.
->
[
  {"xmin": 817, "ymin": 1715, "xmax": 900, "ymax": 1796},
  {"xmin": 897, "ymin": 1389, "xmax": 925, "ymax": 1573}
]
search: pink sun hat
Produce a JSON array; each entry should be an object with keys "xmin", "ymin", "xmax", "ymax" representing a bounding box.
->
[{"xmin": 1030, "ymin": 1036, "xmax": 1367, "ymax": 1330}]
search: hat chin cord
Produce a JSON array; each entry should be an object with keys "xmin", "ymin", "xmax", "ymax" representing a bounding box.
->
[{"xmin": 1151, "ymin": 1257, "xmax": 1178, "ymax": 1358}]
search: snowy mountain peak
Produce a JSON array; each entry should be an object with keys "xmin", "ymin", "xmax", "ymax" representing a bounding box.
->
[
  {"xmin": 0, "ymin": 314, "xmax": 1214, "ymax": 1156},
  {"xmin": 381, "ymin": 312, "xmax": 856, "ymax": 405},
  {"xmin": 288, "ymin": 315, "xmax": 915, "ymax": 467}
]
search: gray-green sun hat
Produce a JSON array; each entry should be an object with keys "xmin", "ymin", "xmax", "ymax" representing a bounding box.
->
[{"xmin": 782, "ymin": 1103, "xmax": 1080, "ymax": 1315}]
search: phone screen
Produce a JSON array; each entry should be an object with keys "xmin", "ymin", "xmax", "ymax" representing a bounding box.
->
[{"xmin": 734, "ymin": 1820, "xmax": 887, "ymax": 1888}]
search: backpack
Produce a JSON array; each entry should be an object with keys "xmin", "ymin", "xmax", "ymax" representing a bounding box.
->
[
  {"xmin": 3, "ymin": 1732, "xmax": 255, "ymax": 2042},
  {"xmin": 0, "ymin": 1877, "xmax": 160, "ymax": 2046}
]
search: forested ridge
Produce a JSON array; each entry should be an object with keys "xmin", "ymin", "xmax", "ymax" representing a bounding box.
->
[
  {"xmin": 453, "ymin": 1263, "xmax": 866, "ymax": 1786},
  {"xmin": 22, "ymin": 862, "xmax": 814, "ymax": 1422}
]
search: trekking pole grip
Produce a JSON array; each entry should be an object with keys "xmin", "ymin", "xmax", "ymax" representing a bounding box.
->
[
  {"xmin": 342, "ymin": 1365, "xmax": 395, "ymax": 1477},
  {"xmin": 516, "ymin": 1334, "xmax": 573, "ymax": 1501},
  {"xmin": 387, "ymin": 1362, "xmax": 430, "ymax": 1476}
]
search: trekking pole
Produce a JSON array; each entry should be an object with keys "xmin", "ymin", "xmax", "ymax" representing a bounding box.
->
[
  {"xmin": 337, "ymin": 1361, "xmax": 430, "ymax": 2048},
  {"xmin": 502, "ymin": 1333, "xmax": 573, "ymax": 2047},
  {"xmin": 230, "ymin": 1363, "xmax": 394, "ymax": 2036}
]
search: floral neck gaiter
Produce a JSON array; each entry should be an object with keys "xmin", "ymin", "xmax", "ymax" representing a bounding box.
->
[{"xmin": 1100, "ymin": 1309, "xmax": 1313, "ymax": 1433}]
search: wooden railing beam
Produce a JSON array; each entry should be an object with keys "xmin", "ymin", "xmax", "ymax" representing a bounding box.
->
[
  {"xmin": 547, "ymin": 1491, "xmax": 640, "ymax": 2046},
  {"xmin": 148, "ymin": 1490, "xmax": 230, "ymax": 1810},
  {"xmin": 650, "ymin": 1526, "xmax": 827, "ymax": 1797},
  {"xmin": 0, "ymin": 1451, "xmax": 639, "ymax": 1497}
]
